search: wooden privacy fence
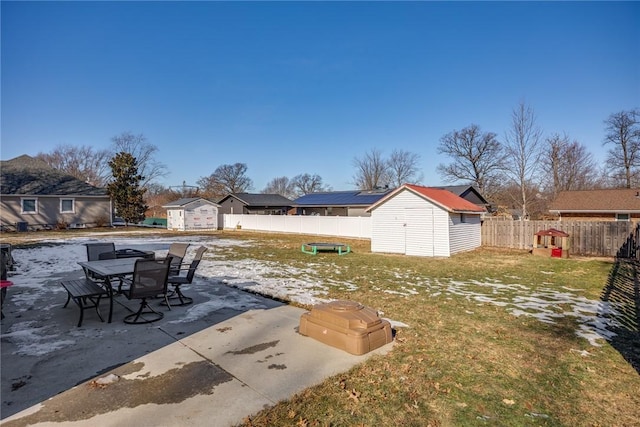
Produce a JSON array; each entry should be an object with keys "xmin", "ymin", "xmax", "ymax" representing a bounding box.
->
[{"xmin": 481, "ymin": 219, "xmax": 634, "ymax": 257}]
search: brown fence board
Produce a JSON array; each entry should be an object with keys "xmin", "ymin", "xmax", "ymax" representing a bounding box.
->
[{"xmin": 481, "ymin": 219, "xmax": 633, "ymax": 257}]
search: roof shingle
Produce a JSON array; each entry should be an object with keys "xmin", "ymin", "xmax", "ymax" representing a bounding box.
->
[
  {"xmin": 1, "ymin": 155, "xmax": 108, "ymax": 196},
  {"xmin": 549, "ymin": 189, "xmax": 640, "ymax": 212}
]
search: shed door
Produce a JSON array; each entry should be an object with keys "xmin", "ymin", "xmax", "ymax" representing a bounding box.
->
[{"xmin": 405, "ymin": 208, "xmax": 434, "ymax": 257}]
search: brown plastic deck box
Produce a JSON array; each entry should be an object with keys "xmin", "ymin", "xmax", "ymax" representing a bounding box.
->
[{"xmin": 299, "ymin": 300, "xmax": 393, "ymax": 355}]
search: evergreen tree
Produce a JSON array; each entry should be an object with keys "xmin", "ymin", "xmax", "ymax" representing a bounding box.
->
[{"xmin": 107, "ymin": 152, "xmax": 147, "ymax": 224}]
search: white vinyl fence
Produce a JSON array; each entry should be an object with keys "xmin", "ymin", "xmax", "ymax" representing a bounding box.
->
[{"xmin": 222, "ymin": 214, "xmax": 371, "ymax": 239}]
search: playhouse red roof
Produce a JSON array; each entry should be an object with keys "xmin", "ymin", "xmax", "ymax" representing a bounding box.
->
[{"xmin": 534, "ymin": 228, "xmax": 569, "ymax": 237}]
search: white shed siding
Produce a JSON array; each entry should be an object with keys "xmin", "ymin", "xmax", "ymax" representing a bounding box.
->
[
  {"xmin": 431, "ymin": 207, "xmax": 452, "ymax": 257},
  {"xmin": 166, "ymin": 200, "xmax": 219, "ymax": 231},
  {"xmin": 371, "ymin": 188, "xmax": 482, "ymax": 257},
  {"xmin": 167, "ymin": 209, "xmax": 184, "ymax": 231},
  {"xmin": 371, "ymin": 190, "xmax": 453, "ymax": 256},
  {"xmin": 371, "ymin": 191, "xmax": 420, "ymax": 254},
  {"xmin": 448, "ymin": 213, "xmax": 482, "ymax": 254},
  {"xmin": 184, "ymin": 201, "xmax": 218, "ymax": 230},
  {"xmin": 405, "ymin": 208, "xmax": 434, "ymax": 256},
  {"xmin": 371, "ymin": 213, "xmax": 405, "ymax": 254}
]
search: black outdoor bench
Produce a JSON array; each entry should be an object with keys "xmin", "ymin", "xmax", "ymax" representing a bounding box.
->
[{"xmin": 60, "ymin": 279, "xmax": 109, "ymax": 327}]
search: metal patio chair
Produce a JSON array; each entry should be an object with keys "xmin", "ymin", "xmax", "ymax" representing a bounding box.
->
[
  {"xmin": 122, "ymin": 258, "xmax": 171, "ymax": 324},
  {"xmin": 83, "ymin": 242, "xmax": 116, "ymax": 282},
  {"xmin": 166, "ymin": 242, "xmax": 190, "ymax": 275},
  {"xmin": 163, "ymin": 246, "xmax": 208, "ymax": 307}
]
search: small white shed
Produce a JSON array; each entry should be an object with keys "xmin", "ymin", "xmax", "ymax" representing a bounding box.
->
[
  {"xmin": 366, "ymin": 184, "xmax": 485, "ymax": 257},
  {"xmin": 163, "ymin": 198, "xmax": 220, "ymax": 231}
]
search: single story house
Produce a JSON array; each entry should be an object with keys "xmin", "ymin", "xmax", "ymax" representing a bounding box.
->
[
  {"xmin": 291, "ymin": 188, "xmax": 393, "ymax": 217},
  {"xmin": 366, "ymin": 184, "xmax": 485, "ymax": 257},
  {"xmin": 548, "ymin": 188, "xmax": 640, "ymax": 222},
  {"xmin": 217, "ymin": 193, "xmax": 293, "ymax": 215},
  {"xmin": 0, "ymin": 155, "xmax": 112, "ymax": 230},
  {"xmin": 163, "ymin": 198, "xmax": 220, "ymax": 231}
]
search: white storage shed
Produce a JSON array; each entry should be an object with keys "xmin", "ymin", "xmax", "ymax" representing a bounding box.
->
[
  {"xmin": 366, "ymin": 184, "xmax": 485, "ymax": 257},
  {"xmin": 163, "ymin": 198, "xmax": 220, "ymax": 231}
]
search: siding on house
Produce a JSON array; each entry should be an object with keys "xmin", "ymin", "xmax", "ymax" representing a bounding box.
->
[{"xmin": 1, "ymin": 195, "xmax": 111, "ymax": 228}]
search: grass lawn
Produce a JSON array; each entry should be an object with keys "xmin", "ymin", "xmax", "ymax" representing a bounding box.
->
[{"xmin": 3, "ymin": 229, "xmax": 639, "ymax": 426}]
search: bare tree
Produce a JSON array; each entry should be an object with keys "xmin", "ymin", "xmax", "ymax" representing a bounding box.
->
[
  {"xmin": 603, "ymin": 109, "xmax": 640, "ymax": 188},
  {"xmin": 437, "ymin": 124, "xmax": 505, "ymax": 195},
  {"xmin": 36, "ymin": 144, "xmax": 111, "ymax": 187},
  {"xmin": 352, "ymin": 148, "xmax": 389, "ymax": 190},
  {"xmin": 503, "ymin": 102, "xmax": 544, "ymax": 219},
  {"xmin": 541, "ymin": 133, "xmax": 599, "ymax": 198},
  {"xmin": 290, "ymin": 173, "xmax": 331, "ymax": 197},
  {"xmin": 387, "ymin": 149, "xmax": 422, "ymax": 188},
  {"xmin": 197, "ymin": 163, "xmax": 253, "ymax": 201},
  {"xmin": 262, "ymin": 176, "xmax": 296, "ymax": 199},
  {"xmin": 110, "ymin": 131, "xmax": 168, "ymax": 188}
]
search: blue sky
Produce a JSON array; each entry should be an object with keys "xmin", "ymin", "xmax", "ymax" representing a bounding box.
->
[{"xmin": 2, "ymin": 1, "xmax": 638, "ymax": 191}]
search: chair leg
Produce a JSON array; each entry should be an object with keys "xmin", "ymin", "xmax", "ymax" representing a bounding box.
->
[
  {"xmin": 161, "ymin": 285, "xmax": 193, "ymax": 306},
  {"xmin": 124, "ymin": 298, "xmax": 164, "ymax": 324},
  {"xmin": 175, "ymin": 286, "xmax": 193, "ymax": 305}
]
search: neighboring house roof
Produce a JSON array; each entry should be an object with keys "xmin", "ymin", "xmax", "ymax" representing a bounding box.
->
[
  {"xmin": 292, "ymin": 189, "xmax": 392, "ymax": 207},
  {"xmin": 218, "ymin": 193, "xmax": 293, "ymax": 206},
  {"xmin": 162, "ymin": 197, "xmax": 219, "ymax": 208},
  {"xmin": 435, "ymin": 185, "xmax": 490, "ymax": 207},
  {"xmin": 0, "ymin": 155, "xmax": 108, "ymax": 196},
  {"xmin": 367, "ymin": 184, "xmax": 485, "ymax": 213},
  {"xmin": 549, "ymin": 188, "xmax": 640, "ymax": 213}
]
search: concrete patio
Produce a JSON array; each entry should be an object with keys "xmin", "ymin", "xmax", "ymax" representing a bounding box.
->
[{"xmin": 1, "ymin": 243, "xmax": 393, "ymax": 426}]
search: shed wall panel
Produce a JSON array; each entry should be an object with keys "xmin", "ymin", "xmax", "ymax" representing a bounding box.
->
[
  {"xmin": 449, "ymin": 214, "xmax": 482, "ymax": 254},
  {"xmin": 405, "ymin": 208, "xmax": 434, "ymax": 256},
  {"xmin": 371, "ymin": 214, "xmax": 405, "ymax": 253},
  {"xmin": 431, "ymin": 207, "xmax": 452, "ymax": 257}
]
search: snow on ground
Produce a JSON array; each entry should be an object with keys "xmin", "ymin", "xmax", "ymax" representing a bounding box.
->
[{"xmin": 4, "ymin": 235, "xmax": 622, "ymax": 347}]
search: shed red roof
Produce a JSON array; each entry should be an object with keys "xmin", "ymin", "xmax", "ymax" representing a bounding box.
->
[{"xmin": 368, "ymin": 184, "xmax": 485, "ymax": 213}]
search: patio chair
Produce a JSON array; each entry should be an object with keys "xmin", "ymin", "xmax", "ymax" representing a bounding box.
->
[
  {"xmin": 122, "ymin": 258, "xmax": 171, "ymax": 324},
  {"xmin": 84, "ymin": 243, "xmax": 116, "ymax": 282},
  {"xmin": 163, "ymin": 246, "xmax": 208, "ymax": 307},
  {"xmin": 166, "ymin": 243, "xmax": 190, "ymax": 275},
  {"xmin": 86, "ymin": 242, "xmax": 116, "ymax": 261}
]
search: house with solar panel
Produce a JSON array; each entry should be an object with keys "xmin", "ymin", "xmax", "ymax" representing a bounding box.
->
[
  {"xmin": 291, "ymin": 188, "xmax": 393, "ymax": 217},
  {"xmin": 217, "ymin": 193, "xmax": 294, "ymax": 215}
]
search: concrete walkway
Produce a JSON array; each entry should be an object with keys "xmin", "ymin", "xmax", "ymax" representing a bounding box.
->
[{"xmin": 2, "ymin": 304, "xmax": 392, "ymax": 427}]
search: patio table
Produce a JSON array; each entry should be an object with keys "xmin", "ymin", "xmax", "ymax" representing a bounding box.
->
[{"xmin": 78, "ymin": 258, "xmax": 140, "ymax": 323}]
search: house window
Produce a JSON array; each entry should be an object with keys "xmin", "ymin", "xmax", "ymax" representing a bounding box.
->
[
  {"xmin": 460, "ymin": 213, "xmax": 466, "ymax": 223},
  {"xmin": 616, "ymin": 213, "xmax": 630, "ymax": 222},
  {"xmin": 60, "ymin": 198, "xmax": 75, "ymax": 213},
  {"xmin": 21, "ymin": 198, "xmax": 37, "ymax": 214}
]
